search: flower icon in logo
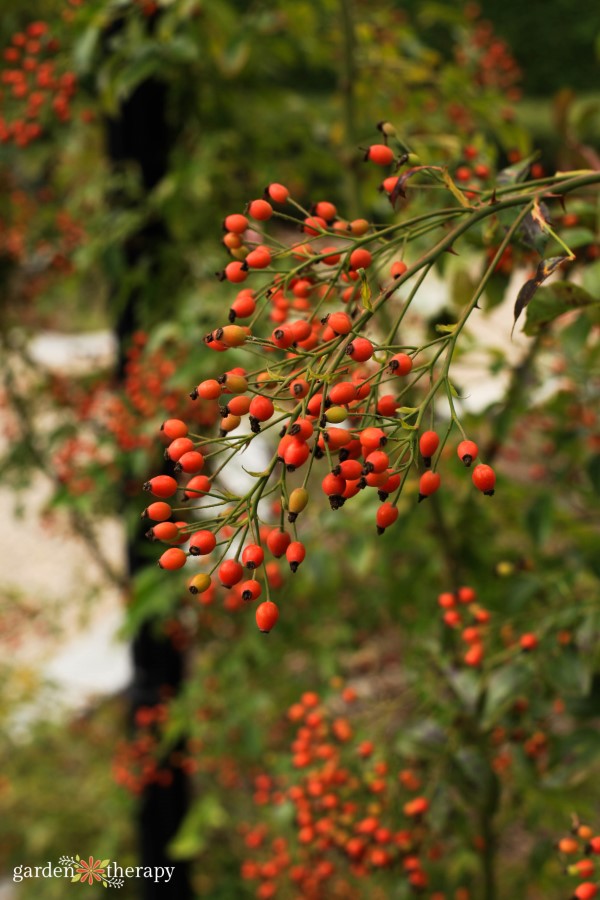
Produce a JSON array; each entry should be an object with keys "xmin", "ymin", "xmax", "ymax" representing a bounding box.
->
[
  {"xmin": 58, "ymin": 855, "xmax": 123, "ymax": 888},
  {"xmin": 74, "ymin": 856, "xmax": 108, "ymax": 885}
]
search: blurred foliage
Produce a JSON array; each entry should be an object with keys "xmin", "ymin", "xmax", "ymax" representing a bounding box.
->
[{"xmin": 400, "ymin": 0, "xmax": 600, "ymax": 97}]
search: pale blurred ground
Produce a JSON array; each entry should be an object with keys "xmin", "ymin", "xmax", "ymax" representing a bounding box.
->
[{"xmin": 1, "ymin": 330, "xmax": 131, "ymax": 724}]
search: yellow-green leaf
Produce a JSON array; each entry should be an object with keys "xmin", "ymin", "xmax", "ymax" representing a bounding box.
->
[
  {"xmin": 441, "ymin": 169, "xmax": 471, "ymax": 208},
  {"xmin": 358, "ymin": 269, "xmax": 373, "ymax": 311}
]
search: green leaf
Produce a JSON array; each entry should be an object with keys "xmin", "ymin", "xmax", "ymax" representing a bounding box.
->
[
  {"xmin": 483, "ymin": 663, "xmax": 530, "ymax": 726},
  {"xmin": 542, "ymin": 650, "xmax": 592, "ymax": 697},
  {"xmin": 523, "ymin": 281, "xmax": 600, "ymax": 335},
  {"xmin": 100, "ymin": 859, "xmax": 111, "ymax": 868},
  {"xmin": 587, "ymin": 455, "xmax": 600, "ymax": 494},
  {"xmin": 73, "ymin": 21, "xmax": 104, "ymax": 74},
  {"xmin": 168, "ymin": 794, "xmax": 229, "ymax": 860},
  {"xmin": 484, "ymin": 271, "xmax": 509, "ymax": 310},
  {"xmin": 560, "ymin": 311, "xmax": 592, "ymax": 356},
  {"xmin": 559, "ymin": 227, "xmax": 597, "ymax": 249},
  {"xmin": 524, "ymin": 493, "xmax": 554, "ymax": 546},
  {"xmin": 543, "ymin": 728, "xmax": 600, "ymax": 788},
  {"xmin": 582, "ymin": 258, "xmax": 600, "ymax": 298},
  {"xmin": 496, "ymin": 151, "xmax": 540, "ymax": 186},
  {"xmin": 71, "ymin": 875, "xmax": 82, "ymax": 883},
  {"xmin": 451, "ymin": 268, "xmax": 477, "ymax": 309}
]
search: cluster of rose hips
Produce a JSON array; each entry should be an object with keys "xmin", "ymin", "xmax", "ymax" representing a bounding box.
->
[
  {"xmin": 112, "ymin": 704, "xmax": 175, "ymax": 795},
  {"xmin": 145, "ymin": 138, "xmax": 505, "ymax": 630},
  {"xmin": 0, "ymin": 20, "xmax": 79, "ymax": 147},
  {"xmin": 238, "ymin": 686, "xmax": 471, "ymax": 900},
  {"xmin": 113, "ymin": 694, "xmax": 244, "ymax": 796},
  {"xmin": 463, "ymin": 17, "xmax": 522, "ymax": 100},
  {"xmin": 438, "ymin": 584, "xmax": 542, "ymax": 669},
  {"xmin": 556, "ymin": 821, "xmax": 600, "ymax": 900}
]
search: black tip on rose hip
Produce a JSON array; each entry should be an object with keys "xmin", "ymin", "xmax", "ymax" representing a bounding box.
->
[
  {"xmin": 289, "ymin": 562, "xmax": 299, "ymax": 573},
  {"xmin": 484, "ymin": 489, "xmax": 495, "ymax": 496},
  {"xmin": 422, "ymin": 456, "xmax": 431, "ymax": 469},
  {"xmin": 461, "ymin": 455, "xmax": 473, "ymax": 467},
  {"xmin": 376, "ymin": 526, "xmax": 385, "ymax": 536},
  {"xmin": 288, "ymin": 512, "xmax": 298, "ymax": 523},
  {"xmin": 418, "ymin": 493, "xmax": 426, "ymax": 503},
  {"xmin": 189, "ymin": 389, "xmax": 198, "ymax": 400}
]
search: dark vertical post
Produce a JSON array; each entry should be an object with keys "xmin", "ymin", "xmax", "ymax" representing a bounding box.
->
[{"xmin": 105, "ymin": 74, "xmax": 192, "ymax": 900}]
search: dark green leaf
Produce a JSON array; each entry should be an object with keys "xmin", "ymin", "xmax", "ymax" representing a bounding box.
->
[
  {"xmin": 542, "ymin": 650, "xmax": 592, "ymax": 697},
  {"xmin": 524, "ymin": 493, "xmax": 554, "ymax": 546},
  {"xmin": 543, "ymin": 728, "xmax": 600, "ymax": 788},
  {"xmin": 582, "ymin": 258, "xmax": 600, "ymax": 298},
  {"xmin": 587, "ymin": 455, "xmax": 600, "ymax": 494},
  {"xmin": 483, "ymin": 664, "xmax": 530, "ymax": 726},
  {"xmin": 523, "ymin": 281, "xmax": 600, "ymax": 335},
  {"xmin": 496, "ymin": 152, "xmax": 540, "ymax": 186},
  {"xmin": 484, "ymin": 271, "xmax": 509, "ymax": 310},
  {"xmin": 559, "ymin": 312, "xmax": 592, "ymax": 356},
  {"xmin": 559, "ymin": 227, "xmax": 597, "ymax": 249}
]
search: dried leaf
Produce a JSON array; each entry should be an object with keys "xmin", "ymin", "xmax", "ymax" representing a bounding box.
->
[
  {"xmin": 531, "ymin": 198, "xmax": 549, "ymax": 230},
  {"xmin": 512, "ymin": 278, "xmax": 541, "ymax": 337},
  {"xmin": 389, "ymin": 166, "xmax": 439, "ymax": 206},
  {"xmin": 512, "ymin": 256, "xmax": 569, "ymax": 335},
  {"xmin": 537, "ymin": 256, "xmax": 569, "ymax": 279}
]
